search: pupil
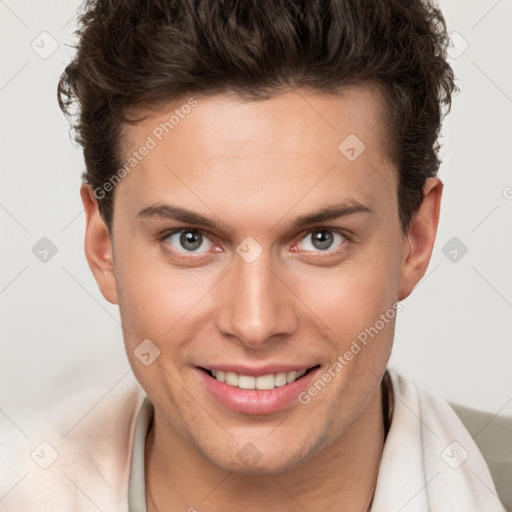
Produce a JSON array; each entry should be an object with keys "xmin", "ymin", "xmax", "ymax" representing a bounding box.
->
[
  {"xmin": 180, "ymin": 230, "xmax": 202, "ymax": 251},
  {"xmin": 312, "ymin": 230, "xmax": 333, "ymax": 250}
]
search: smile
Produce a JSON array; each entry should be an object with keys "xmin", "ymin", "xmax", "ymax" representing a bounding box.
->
[
  {"xmin": 204, "ymin": 368, "xmax": 311, "ymax": 390},
  {"xmin": 197, "ymin": 365, "xmax": 321, "ymax": 414}
]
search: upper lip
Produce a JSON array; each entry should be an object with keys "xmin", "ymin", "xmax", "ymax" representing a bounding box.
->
[{"xmin": 199, "ymin": 364, "xmax": 319, "ymax": 377}]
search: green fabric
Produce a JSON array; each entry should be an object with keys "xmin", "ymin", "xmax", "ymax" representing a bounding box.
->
[
  {"xmin": 450, "ymin": 402, "xmax": 512, "ymax": 512},
  {"xmin": 128, "ymin": 396, "xmax": 154, "ymax": 512}
]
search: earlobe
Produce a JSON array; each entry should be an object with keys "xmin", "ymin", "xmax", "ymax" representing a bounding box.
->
[
  {"xmin": 80, "ymin": 184, "xmax": 119, "ymax": 305},
  {"xmin": 398, "ymin": 177, "xmax": 443, "ymax": 301}
]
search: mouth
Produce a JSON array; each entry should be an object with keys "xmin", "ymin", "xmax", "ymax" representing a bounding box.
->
[
  {"xmin": 199, "ymin": 366, "xmax": 319, "ymax": 390},
  {"xmin": 196, "ymin": 364, "xmax": 321, "ymax": 415}
]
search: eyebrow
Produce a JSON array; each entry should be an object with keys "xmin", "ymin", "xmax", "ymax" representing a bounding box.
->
[
  {"xmin": 137, "ymin": 204, "xmax": 228, "ymax": 231},
  {"xmin": 136, "ymin": 200, "xmax": 372, "ymax": 232},
  {"xmin": 287, "ymin": 201, "xmax": 372, "ymax": 230}
]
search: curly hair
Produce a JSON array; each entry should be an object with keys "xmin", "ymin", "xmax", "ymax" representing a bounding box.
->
[{"xmin": 58, "ymin": 0, "xmax": 457, "ymax": 232}]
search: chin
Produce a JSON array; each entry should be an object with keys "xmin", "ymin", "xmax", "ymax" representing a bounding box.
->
[
  {"xmin": 200, "ymin": 433, "xmax": 321, "ymax": 475},
  {"xmin": 214, "ymin": 452, "xmax": 303, "ymax": 475}
]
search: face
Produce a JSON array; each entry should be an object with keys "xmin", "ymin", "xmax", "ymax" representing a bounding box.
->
[{"xmin": 82, "ymin": 85, "xmax": 441, "ymax": 474}]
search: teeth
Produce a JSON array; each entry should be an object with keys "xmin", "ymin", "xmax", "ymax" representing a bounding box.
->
[
  {"xmin": 225, "ymin": 371, "xmax": 238, "ymax": 386},
  {"xmin": 274, "ymin": 372, "xmax": 287, "ymax": 387},
  {"xmin": 209, "ymin": 368, "xmax": 309, "ymax": 390},
  {"xmin": 256, "ymin": 374, "xmax": 275, "ymax": 390},
  {"xmin": 238, "ymin": 375, "xmax": 256, "ymax": 389}
]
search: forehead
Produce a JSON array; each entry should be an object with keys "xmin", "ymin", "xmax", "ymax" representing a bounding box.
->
[{"xmin": 116, "ymin": 85, "xmax": 396, "ymax": 222}]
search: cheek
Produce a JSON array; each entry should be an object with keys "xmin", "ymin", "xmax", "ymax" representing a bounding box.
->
[
  {"xmin": 289, "ymin": 242, "xmax": 403, "ymax": 380},
  {"xmin": 114, "ymin": 243, "xmax": 216, "ymax": 345},
  {"xmin": 114, "ymin": 253, "xmax": 212, "ymax": 400},
  {"xmin": 296, "ymin": 257, "xmax": 400, "ymax": 336}
]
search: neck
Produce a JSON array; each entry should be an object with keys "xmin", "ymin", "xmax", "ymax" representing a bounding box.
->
[{"xmin": 146, "ymin": 385, "xmax": 385, "ymax": 512}]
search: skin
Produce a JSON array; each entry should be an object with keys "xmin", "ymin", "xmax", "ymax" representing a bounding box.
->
[{"xmin": 81, "ymin": 85, "xmax": 442, "ymax": 511}]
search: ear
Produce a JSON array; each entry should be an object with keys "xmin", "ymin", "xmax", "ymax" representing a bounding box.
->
[
  {"xmin": 398, "ymin": 177, "xmax": 443, "ymax": 301},
  {"xmin": 80, "ymin": 184, "xmax": 118, "ymax": 305}
]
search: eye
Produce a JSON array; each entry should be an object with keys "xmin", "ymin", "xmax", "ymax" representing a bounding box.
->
[
  {"xmin": 165, "ymin": 229, "xmax": 213, "ymax": 253},
  {"xmin": 299, "ymin": 229, "xmax": 346, "ymax": 252}
]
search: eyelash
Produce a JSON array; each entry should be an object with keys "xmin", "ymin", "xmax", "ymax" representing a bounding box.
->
[
  {"xmin": 292, "ymin": 228, "xmax": 350, "ymax": 258},
  {"xmin": 157, "ymin": 227, "xmax": 351, "ymax": 260}
]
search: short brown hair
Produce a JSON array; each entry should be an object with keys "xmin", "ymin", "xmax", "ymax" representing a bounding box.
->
[{"xmin": 58, "ymin": 0, "xmax": 457, "ymax": 232}]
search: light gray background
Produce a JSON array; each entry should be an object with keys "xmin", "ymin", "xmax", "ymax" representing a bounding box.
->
[{"xmin": 1, "ymin": 0, "xmax": 511, "ymax": 432}]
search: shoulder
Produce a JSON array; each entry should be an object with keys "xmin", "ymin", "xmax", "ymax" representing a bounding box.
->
[
  {"xmin": 0, "ymin": 371, "xmax": 147, "ymax": 511},
  {"xmin": 387, "ymin": 369, "xmax": 511, "ymax": 512},
  {"xmin": 449, "ymin": 402, "xmax": 512, "ymax": 512}
]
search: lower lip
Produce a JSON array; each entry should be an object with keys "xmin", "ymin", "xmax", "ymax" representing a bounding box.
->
[{"xmin": 196, "ymin": 367, "xmax": 321, "ymax": 415}]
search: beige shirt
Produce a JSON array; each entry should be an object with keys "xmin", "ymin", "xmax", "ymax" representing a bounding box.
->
[
  {"xmin": 126, "ymin": 371, "xmax": 511, "ymax": 511},
  {"xmin": 3, "ymin": 370, "xmax": 507, "ymax": 511}
]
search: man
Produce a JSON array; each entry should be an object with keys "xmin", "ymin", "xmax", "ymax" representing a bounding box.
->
[{"xmin": 2, "ymin": 0, "xmax": 509, "ymax": 511}]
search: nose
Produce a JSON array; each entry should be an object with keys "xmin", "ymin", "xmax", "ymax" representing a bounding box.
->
[{"xmin": 214, "ymin": 251, "xmax": 298, "ymax": 348}]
